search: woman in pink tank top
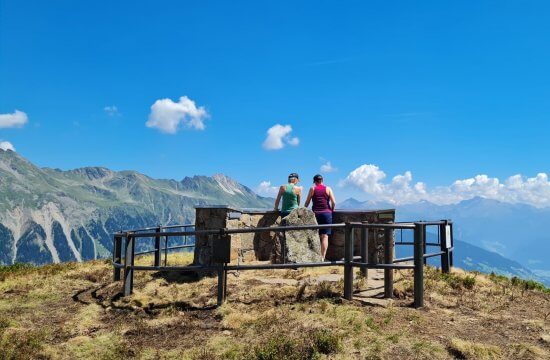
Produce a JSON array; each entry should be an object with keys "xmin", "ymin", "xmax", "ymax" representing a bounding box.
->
[{"xmin": 305, "ymin": 174, "xmax": 336, "ymax": 260}]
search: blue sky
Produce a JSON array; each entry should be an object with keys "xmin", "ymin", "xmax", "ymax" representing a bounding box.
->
[{"xmin": 1, "ymin": 1, "xmax": 550, "ymax": 204}]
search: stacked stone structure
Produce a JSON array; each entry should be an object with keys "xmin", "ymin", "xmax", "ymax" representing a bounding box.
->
[{"xmin": 193, "ymin": 206, "xmax": 395, "ymax": 266}]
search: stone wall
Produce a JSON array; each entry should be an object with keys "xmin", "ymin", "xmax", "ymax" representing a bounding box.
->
[{"xmin": 193, "ymin": 206, "xmax": 395, "ymax": 265}]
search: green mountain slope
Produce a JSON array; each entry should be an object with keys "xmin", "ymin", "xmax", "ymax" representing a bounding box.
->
[{"xmin": 0, "ymin": 149, "xmax": 271, "ymax": 265}]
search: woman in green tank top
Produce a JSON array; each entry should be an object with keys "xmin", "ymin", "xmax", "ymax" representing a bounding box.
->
[{"xmin": 274, "ymin": 172, "xmax": 301, "ymax": 217}]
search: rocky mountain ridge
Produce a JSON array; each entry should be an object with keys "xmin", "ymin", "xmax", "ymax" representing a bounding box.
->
[
  {"xmin": 0, "ymin": 149, "xmax": 271, "ymax": 265},
  {"xmin": 340, "ymin": 197, "xmax": 550, "ymax": 286}
]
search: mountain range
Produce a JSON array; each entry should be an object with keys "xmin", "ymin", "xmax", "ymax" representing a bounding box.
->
[
  {"xmin": 0, "ymin": 149, "xmax": 271, "ymax": 265},
  {"xmin": 340, "ymin": 197, "xmax": 550, "ymax": 286},
  {"xmin": 1, "ymin": 149, "xmax": 548, "ymax": 286}
]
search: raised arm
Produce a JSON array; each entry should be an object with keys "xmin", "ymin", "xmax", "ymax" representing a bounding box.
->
[
  {"xmin": 304, "ymin": 186, "xmax": 314, "ymax": 208},
  {"xmin": 274, "ymin": 186, "xmax": 284, "ymax": 211},
  {"xmin": 328, "ymin": 187, "xmax": 336, "ymax": 211}
]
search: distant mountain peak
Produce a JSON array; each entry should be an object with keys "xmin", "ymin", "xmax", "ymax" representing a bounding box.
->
[
  {"xmin": 69, "ymin": 167, "xmax": 114, "ymax": 180},
  {"xmin": 212, "ymin": 173, "xmax": 245, "ymax": 195}
]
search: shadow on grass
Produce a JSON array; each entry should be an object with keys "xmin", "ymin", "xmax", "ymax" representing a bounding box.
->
[{"xmin": 151, "ymin": 270, "xmax": 202, "ymax": 284}]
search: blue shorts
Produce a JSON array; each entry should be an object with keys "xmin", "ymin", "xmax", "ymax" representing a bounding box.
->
[{"xmin": 315, "ymin": 212, "xmax": 333, "ymax": 235}]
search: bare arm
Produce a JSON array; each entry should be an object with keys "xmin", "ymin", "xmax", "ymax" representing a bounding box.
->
[
  {"xmin": 296, "ymin": 187, "xmax": 302, "ymax": 206},
  {"xmin": 274, "ymin": 186, "xmax": 284, "ymax": 210},
  {"xmin": 328, "ymin": 187, "xmax": 336, "ymax": 211},
  {"xmin": 304, "ymin": 187, "xmax": 314, "ymax": 208}
]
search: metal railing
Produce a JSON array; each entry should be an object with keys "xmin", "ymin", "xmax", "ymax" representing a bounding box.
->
[{"xmin": 112, "ymin": 220, "xmax": 454, "ymax": 308}]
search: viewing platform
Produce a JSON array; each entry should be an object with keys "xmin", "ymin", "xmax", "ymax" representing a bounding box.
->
[{"xmin": 112, "ymin": 206, "xmax": 454, "ymax": 309}]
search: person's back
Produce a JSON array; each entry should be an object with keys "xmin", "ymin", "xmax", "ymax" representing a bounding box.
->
[
  {"xmin": 312, "ymin": 183, "xmax": 331, "ymax": 214},
  {"xmin": 282, "ymin": 183, "xmax": 299, "ymax": 213},
  {"xmin": 305, "ymin": 174, "xmax": 336, "ymax": 260},
  {"xmin": 274, "ymin": 173, "xmax": 301, "ymax": 217}
]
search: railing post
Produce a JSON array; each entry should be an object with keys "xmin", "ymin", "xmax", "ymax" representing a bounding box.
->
[
  {"xmin": 414, "ymin": 223, "xmax": 425, "ymax": 308},
  {"xmin": 164, "ymin": 235, "xmax": 169, "ymax": 266},
  {"xmin": 384, "ymin": 229, "xmax": 394, "ymax": 298},
  {"xmin": 440, "ymin": 220, "xmax": 451, "ymax": 274},
  {"xmin": 154, "ymin": 226, "xmax": 161, "ymax": 267},
  {"xmin": 282, "ymin": 230, "xmax": 287, "ymax": 264},
  {"xmin": 217, "ymin": 262, "xmax": 227, "ymax": 306},
  {"xmin": 422, "ymin": 223, "xmax": 427, "ymax": 266},
  {"xmin": 113, "ymin": 235, "xmax": 122, "ymax": 281},
  {"xmin": 214, "ymin": 232, "xmax": 230, "ymax": 306},
  {"xmin": 360, "ymin": 224, "xmax": 368, "ymax": 277},
  {"xmin": 123, "ymin": 233, "xmax": 135, "ymax": 296},
  {"xmin": 344, "ymin": 223, "xmax": 354, "ymax": 300},
  {"xmin": 449, "ymin": 222, "xmax": 454, "ymax": 268}
]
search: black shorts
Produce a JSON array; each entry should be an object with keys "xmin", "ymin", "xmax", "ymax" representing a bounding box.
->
[{"xmin": 315, "ymin": 212, "xmax": 333, "ymax": 235}]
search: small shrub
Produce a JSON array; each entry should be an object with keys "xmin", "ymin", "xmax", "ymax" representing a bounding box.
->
[
  {"xmin": 462, "ymin": 276, "xmax": 476, "ymax": 290},
  {"xmin": 511, "ymin": 277, "xmax": 549, "ymax": 293},
  {"xmin": 439, "ymin": 273, "xmax": 476, "ymax": 290},
  {"xmin": 252, "ymin": 336, "xmax": 315, "ymax": 360},
  {"xmin": 250, "ymin": 329, "xmax": 341, "ymax": 360},
  {"xmin": 489, "ymin": 272, "xmax": 509, "ymax": 283},
  {"xmin": 386, "ymin": 334, "xmax": 400, "ymax": 344},
  {"xmin": 311, "ymin": 329, "xmax": 341, "ymax": 355}
]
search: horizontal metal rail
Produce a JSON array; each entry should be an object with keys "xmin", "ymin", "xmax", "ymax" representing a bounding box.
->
[
  {"xmin": 131, "ymin": 229, "xmax": 220, "ymax": 238},
  {"xmin": 349, "ymin": 262, "xmax": 414, "ymax": 270},
  {"xmin": 131, "ymin": 264, "xmax": 216, "ymax": 271},
  {"xmin": 348, "ymin": 222, "xmax": 416, "ymax": 230},
  {"xmin": 423, "ymin": 251, "xmax": 446, "ymax": 259},
  {"xmin": 129, "ymin": 223, "xmax": 344, "ymax": 238},
  {"xmin": 395, "ymin": 242, "xmax": 441, "ymax": 247},
  {"xmin": 127, "ymin": 221, "xmax": 443, "ymax": 239},
  {"xmin": 135, "ymin": 244, "xmax": 195, "ymax": 256},
  {"xmin": 226, "ymin": 261, "xmax": 344, "ymax": 270},
  {"xmin": 117, "ymin": 223, "xmax": 195, "ymax": 234}
]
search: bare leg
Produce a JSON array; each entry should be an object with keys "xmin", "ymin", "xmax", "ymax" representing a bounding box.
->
[{"xmin": 320, "ymin": 234, "xmax": 328, "ymax": 260}]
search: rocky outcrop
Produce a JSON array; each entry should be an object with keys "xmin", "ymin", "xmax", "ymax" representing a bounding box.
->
[{"xmin": 275, "ymin": 207, "xmax": 323, "ymax": 264}]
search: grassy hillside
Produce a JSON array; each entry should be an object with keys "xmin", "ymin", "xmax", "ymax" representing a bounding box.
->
[{"xmin": 1, "ymin": 255, "xmax": 549, "ymax": 359}]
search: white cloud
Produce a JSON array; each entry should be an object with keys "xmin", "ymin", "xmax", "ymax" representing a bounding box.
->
[
  {"xmin": 320, "ymin": 161, "xmax": 337, "ymax": 173},
  {"xmin": 146, "ymin": 96, "xmax": 208, "ymax": 134},
  {"xmin": 0, "ymin": 141, "xmax": 15, "ymax": 151},
  {"xmin": 255, "ymin": 181, "xmax": 280, "ymax": 197},
  {"xmin": 104, "ymin": 105, "xmax": 120, "ymax": 116},
  {"xmin": 0, "ymin": 110, "xmax": 28, "ymax": 128},
  {"xmin": 262, "ymin": 124, "xmax": 300, "ymax": 150},
  {"xmin": 341, "ymin": 164, "xmax": 550, "ymax": 208}
]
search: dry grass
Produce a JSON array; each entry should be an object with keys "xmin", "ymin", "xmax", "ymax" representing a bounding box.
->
[
  {"xmin": 0, "ymin": 254, "xmax": 549, "ymax": 359},
  {"xmin": 449, "ymin": 338, "xmax": 502, "ymax": 360}
]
